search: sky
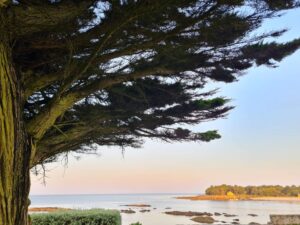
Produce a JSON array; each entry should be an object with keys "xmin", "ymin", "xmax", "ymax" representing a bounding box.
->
[{"xmin": 31, "ymin": 8, "xmax": 300, "ymax": 195}]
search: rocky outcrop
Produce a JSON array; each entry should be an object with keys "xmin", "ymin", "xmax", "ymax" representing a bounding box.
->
[
  {"xmin": 122, "ymin": 204, "xmax": 151, "ymax": 207},
  {"xmin": 269, "ymin": 215, "xmax": 300, "ymax": 225},
  {"xmin": 224, "ymin": 213, "xmax": 238, "ymax": 217},
  {"xmin": 191, "ymin": 216, "xmax": 215, "ymax": 224},
  {"xmin": 121, "ymin": 209, "xmax": 136, "ymax": 214},
  {"xmin": 165, "ymin": 211, "xmax": 213, "ymax": 217},
  {"xmin": 139, "ymin": 209, "xmax": 150, "ymax": 213}
]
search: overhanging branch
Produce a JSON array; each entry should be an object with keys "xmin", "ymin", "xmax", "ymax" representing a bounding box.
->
[{"xmin": 26, "ymin": 67, "xmax": 174, "ymax": 140}]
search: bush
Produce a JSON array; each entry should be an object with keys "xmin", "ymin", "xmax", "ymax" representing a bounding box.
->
[
  {"xmin": 31, "ymin": 209, "xmax": 121, "ymax": 225},
  {"xmin": 130, "ymin": 223, "xmax": 142, "ymax": 225}
]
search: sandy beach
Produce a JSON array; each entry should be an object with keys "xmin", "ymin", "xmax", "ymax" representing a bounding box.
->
[{"xmin": 29, "ymin": 207, "xmax": 71, "ymax": 212}]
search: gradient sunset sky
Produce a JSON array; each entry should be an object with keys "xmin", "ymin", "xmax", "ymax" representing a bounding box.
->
[{"xmin": 31, "ymin": 8, "xmax": 300, "ymax": 195}]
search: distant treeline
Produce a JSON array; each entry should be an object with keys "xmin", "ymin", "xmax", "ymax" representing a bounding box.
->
[{"xmin": 205, "ymin": 185, "xmax": 300, "ymax": 197}]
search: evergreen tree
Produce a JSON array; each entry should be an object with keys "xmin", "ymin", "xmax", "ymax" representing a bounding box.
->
[{"xmin": 0, "ymin": 1, "xmax": 299, "ymax": 224}]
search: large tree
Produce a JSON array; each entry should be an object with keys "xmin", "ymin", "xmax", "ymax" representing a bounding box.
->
[{"xmin": 0, "ymin": 0, "xmax": 300, "ymax": 224}]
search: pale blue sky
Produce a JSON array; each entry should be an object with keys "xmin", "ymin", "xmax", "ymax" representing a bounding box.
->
[{"xmin": 31, "ymin": 8, "xmax": 300, "ymax": 195}]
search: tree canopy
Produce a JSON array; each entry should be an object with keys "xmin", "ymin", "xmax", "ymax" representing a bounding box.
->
[
  {"xmin": 2, "ymin": 1, "xmax": 300, "ymax": 224},
  {"xmin": 2, "ymin": 0, "xmax": 300, "ymax": 167}
]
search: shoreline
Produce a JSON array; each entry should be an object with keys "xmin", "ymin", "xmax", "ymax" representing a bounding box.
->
[
  {"xmin": 29, "ymin": 207, "xmax": 71, "ymax": 212},
  {"xmin": 176, "ymin": 195, "xmax": 300, "ymax": 202}
]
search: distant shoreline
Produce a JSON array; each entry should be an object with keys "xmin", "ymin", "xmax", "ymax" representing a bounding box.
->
[
  {"xmin": 29, "ymin": 207, "xmax": 71, "ymax": 212},
  {"xmin": 176, "ymin": 195, "xmax": 300, "ymax": 202}
]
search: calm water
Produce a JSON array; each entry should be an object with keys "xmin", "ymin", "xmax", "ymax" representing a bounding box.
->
[{"xmin": 30, "ymin": 194, "xmax": 300, "ymax": 225}]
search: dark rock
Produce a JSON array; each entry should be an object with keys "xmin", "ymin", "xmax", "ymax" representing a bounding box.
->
[
  {"xmin": 122, "ymin": 204, "xmax": 151, "ymax": 207},
  {"xmin": 191, "ymin": 216, "xmax": 215, "ymax": 224},
  {"xmin": 121, "ymin": 209, "xmax": 136, "ymax": 214},
  {"xmin": 224, "ymin": 213, "xmax": 237, "ymax": 217},
  {"xmin": 165, "ymin": 211, "xmax": 213, "ymax": 217},
  {"xmin": 140, "ymin": 209, "xmax": 150, "ymax": 213}
]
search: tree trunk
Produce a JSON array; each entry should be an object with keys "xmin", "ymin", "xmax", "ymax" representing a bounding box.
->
[{"xmin": 0, "ymin": 27, "xmax": 33, "ymax": 225}]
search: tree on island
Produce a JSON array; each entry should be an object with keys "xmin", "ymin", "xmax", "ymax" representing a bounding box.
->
[
  {"xmin": 0, "ymin": 1, "xmax": 300, "ymax": 224},
  {"xmin": 205, "ymin": 185, "xmax": 300, "ymax": 197}
]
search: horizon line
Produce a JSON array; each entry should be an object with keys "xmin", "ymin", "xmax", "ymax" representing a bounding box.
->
[{"xmin": 30, "ymin": 192, "xmax": 201, "ymax": 196}]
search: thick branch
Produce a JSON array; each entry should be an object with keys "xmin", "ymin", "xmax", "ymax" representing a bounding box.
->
[
  {"xmin": 0, "ymin": 0, "xmax": 9, "ymax": 8},
  {"xmin": 33, "ymin": 126, "xmax": 92, "ymax": 166},
  {"xmin": 24, "ymin": 72, "xmax": 62, "ymax": 98}
]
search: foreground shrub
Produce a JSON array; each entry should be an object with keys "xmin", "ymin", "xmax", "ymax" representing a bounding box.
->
[
  {"xmin": 31, "ymin": 209, "xmax": 121, "ymax": 225},
  {"xmin": 130, "ymin": 223, "xmax": 142, "ymax": 225}
]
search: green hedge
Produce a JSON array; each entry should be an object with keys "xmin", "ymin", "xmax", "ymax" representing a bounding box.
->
[{"xmin": 31, "ymin": 209, "xmax": 121, "ymax": 225}]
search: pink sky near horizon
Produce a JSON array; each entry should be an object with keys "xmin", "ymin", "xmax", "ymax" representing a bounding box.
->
[
  {"xmin": 30, "ymin": 8, "xmax": 300, "ymax": 195},
  {"xmin": 31, "ymin": 127, "xmax": 300, "ymax": 194}
]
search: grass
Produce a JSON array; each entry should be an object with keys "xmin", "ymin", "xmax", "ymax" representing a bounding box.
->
[{"xmin": 31, "ymin": 209, "xmax": 121, "ymax": 225}]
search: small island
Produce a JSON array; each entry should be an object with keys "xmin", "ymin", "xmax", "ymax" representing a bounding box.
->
[{"xmin": 177, "ymin": 185, "xmax": 300, "ymax": 201}]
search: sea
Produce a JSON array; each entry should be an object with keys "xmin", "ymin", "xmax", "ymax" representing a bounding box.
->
[{"xmin": 30, "ymin": 194, "xmax": 300, "ymax": 225}]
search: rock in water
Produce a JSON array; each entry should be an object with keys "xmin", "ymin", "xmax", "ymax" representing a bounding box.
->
[
  {"xmin": 122, "ymin": 204, "xmax": 151, "ymax": 207},
  {"xmin": 224, "ymin": 213, "xmax": 238, "ymax": 217},
  {"xmin": 121, "ymin": 209, "xmax": 136, "ymax": 214},
  {"xmin": 191, "ymin": 216, "xmax": 215, "ymax": 224},
  {"xmin": 165, "ymin": 211, "xmax": 213, "ymax": 217},
  {"xmin": 140, "ymin": 209, "xmax": 150, "ymax": 213}
]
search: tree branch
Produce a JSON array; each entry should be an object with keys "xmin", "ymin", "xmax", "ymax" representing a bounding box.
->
[
  {"xmin": 10, "ymin": 0, "xmax": 95, "ymax": 36},
  {"xmin": 24, "ymin": 72, "xmax": 62, "ymax": 98},
  {"xmin": 26, "ymin": 67, "xmax": 174, "ymax": 140},
  {"xmin": 0, "ymin": 0, "xmax": 9, "ymax": 8},
  {"xmin": 23, "ymin": 1, "xmax": 220, "ymax": 97},
  {"xmin": 32, "ymin": 125, "xmax": 127, "ymax": 167}
]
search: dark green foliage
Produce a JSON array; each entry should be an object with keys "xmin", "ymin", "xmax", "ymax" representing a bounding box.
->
[
  {"xmin": 130, "ymin": 223, "xmax": 142, "ymax": 225},
  {"xmin": 197, "ymin": 131, "xmax": 221, "ymax": 142},
  {"xmin": 196, "ymin": 98, "xmax": 227, "ymax": 110},
  {"xmin": 2, "ymin": 0, "xmax": 299, "ymax": 166},
  {"xmin": 31, "ymin": 209, "xmax": 121, "ymax": 225},
  {"xmin": 242, "ymin": 40, "xmax": 300, "ymax": 66},
  {"xmin": 205, "ymin": 185, "xmax": 300, "ymax": 197},
  {"xmin": 265, "ymin": 0, "xmax": 298, "ymax": 10}
]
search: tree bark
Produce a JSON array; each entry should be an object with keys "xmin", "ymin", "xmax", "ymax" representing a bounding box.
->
[{"xmin": 0, "ymin": 24, "xmax": 32, "ymax": 225}]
